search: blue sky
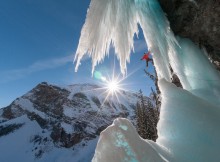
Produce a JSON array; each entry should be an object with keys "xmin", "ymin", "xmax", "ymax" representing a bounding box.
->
[{"xmin": 0, "ymin": 0, "xmax": 155, "ymax": 108}]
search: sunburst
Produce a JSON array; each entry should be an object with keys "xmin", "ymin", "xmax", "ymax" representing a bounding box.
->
[
  {"xmin": 99, "ymin": 69, "xmax": 139, "ymax": 107},
  {"xmin": 79, "ymin": 62, "xmax": 143, "ymax": 108},
  {"xmin": 106, "ymin": 78, "xmax": 120, "ymax": 94}
]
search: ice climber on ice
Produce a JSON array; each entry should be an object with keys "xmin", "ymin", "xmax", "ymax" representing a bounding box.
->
[{"xmin": 141, "ymin": 51, "xmax": 153, "ymax": 67}]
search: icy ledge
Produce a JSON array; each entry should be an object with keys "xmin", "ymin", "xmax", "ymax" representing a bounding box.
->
[
  {"xmin": 92, "ymin": 118, "xmax": 167, "ymax": 162},
  {"xmin": 92, "ymin": 79, "xmax": 220, "ymax": 162}
]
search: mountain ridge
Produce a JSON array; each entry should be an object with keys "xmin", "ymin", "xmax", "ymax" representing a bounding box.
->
[{"xmin": 0, "ymin": 82, "xmax": 146, "ymax": 162}]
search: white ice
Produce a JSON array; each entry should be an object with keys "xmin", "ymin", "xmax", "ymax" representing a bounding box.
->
[
  {"xmin": 74, "ymin": 0, "xmax": 176, "ymax": 80},
  {"xmin": 75, "ymin": 0, "xmax": 220, "ymax": 161}
]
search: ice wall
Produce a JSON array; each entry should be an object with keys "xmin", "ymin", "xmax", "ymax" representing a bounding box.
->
[
  {"xmin": 92, "ymin": 77, "xmax": 220, "ymax": 162},
  {"xmin": 92, "ymin": 80, "xmax": 220, "ymax": 162},
  {"xmin": 74, "ymin": 0, "xmax": 177, "ymax": 80},
  {"xmin": 170, "ymin": 37, "xmax": 220, "ymax": 105},
  {"xmin": 157, "ymin": 79, "xmax": 220, "ymax": 162},
  {"xmin": 74, "ymin": 0, "xmax": 220, "ymax": 161}
]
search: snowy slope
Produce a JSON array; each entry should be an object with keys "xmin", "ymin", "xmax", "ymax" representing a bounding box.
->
[{"xmin": 0, "ymin": 82, "xmax": 142, "ymax": 162}]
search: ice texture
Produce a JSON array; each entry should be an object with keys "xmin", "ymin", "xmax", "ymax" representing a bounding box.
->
[
  {"xmin": 75, "ymin": 0, "xmax": 220, "ymax": 161},
  {"xmin": 92, "ymin": 118, "xmax": 167, "ymax": 162},
  {"xmin": 92, "ymin": 79, "xmax": 220, "ymax": 161},
  {"xmin": 74, "ymin": 0, "xmax": 177, "ymax": 80},
  {"xmin": 171, "ymin": 37, "xmax": 220, "ymax": 105}
]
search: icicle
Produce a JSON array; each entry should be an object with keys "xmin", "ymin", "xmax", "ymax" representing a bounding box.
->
[
  {"xmin": 75, "ymin": 0, "xmax": 220, "ymax": 161},
  {"xmin": 74, "ymin": 0, "xmax": 177, "ymax": 81},
  {"xmin": 74, "ymin": 0, "xmax": 139, "ymax": 76}
]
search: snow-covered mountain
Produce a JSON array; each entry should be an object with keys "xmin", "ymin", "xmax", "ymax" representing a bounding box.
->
[{"xmin": 0, "ymin": 82, "xmax": 142, "ymax": 162}]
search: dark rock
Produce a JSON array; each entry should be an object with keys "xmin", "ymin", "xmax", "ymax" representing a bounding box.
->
[
  {"xmin": 172, "ymin": 73, "xmax": 183, "ymax": 88},
  {"xmin": 30, "ymin": 83, "xmax": 70, "ymax": 117},
  {"xmin": 35, "ymin": 149, "xmax": 43, "ymax": 159},
  {"xmin": 2, "ymin": 107, "xmax": 14, "ymax": 119},
  {"xmin": 0, "ymin": 83, "xmax": 142, "ymax": 156},
  {"xmin": 50, "ymin": 124, "xmax": 85, "ymax": 148},
  {"xmin": 73, "ymin": 93, "xmax": 88, "ymax": 100},
  {"xmin": 72, "ymin": 93, "xmax": 91, "ymax": 109},
  {"xmin": 170, "ymin": 66, "xmax": 183, "ymax": 88},
  {"xmin": 27, "ymin": 112, "xmax": 48, "ymax": 129},
  {"xmin": 0, "ymin": 123, "xmax": 24, "ymax": 137},
  {"xmin": 91, "ymin": 96, "xmax": 101, "ymax": 108},
  {"xmin": 96, "ymin": 125, "xmax": 108, "ymax": 135},
  {"xmin": 159, "ymin": 0, "xmax": 220, "ymax": 70},
  {"xmin": 30, "ymin": 135, "xmax": 42, "ymax": 144}
]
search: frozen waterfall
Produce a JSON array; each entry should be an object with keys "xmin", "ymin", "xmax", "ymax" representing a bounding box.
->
[{"xmin": 74, "ymin": 0, "xmax": 220, "ymax": 161}]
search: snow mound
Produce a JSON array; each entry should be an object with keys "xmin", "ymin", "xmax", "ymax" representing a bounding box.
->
[{"xmin": 92, "ymin": 118, "xmax": 167, "ymax": 162}]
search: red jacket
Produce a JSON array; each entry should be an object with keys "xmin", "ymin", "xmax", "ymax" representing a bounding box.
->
[{"xmin": 141, "ymin": 52, "xmax": 150, "ymax": 60}]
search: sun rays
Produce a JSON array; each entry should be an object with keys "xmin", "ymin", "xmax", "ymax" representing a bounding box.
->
[
  {"xmin": 107, "ymin": 79, "xmax": 119, "ymax": 94},
  {"xmin": 77, "ymin": 61, "xmax": 143, "ymax": 109}
]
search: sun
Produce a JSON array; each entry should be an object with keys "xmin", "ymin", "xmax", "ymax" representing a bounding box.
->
[
  {"xmin": 92, "ymin": 64, "xmax": 142, "ymax": 105},
  {"xmin": 107, "ymin": 79, "xmax": 120, "ymax": 93},
  {"xmin": 93, "ymin": 71, "xmax": 125, "ymax": 104},
  {"xmin": 102, "ymin": 76, "xmax": 123, "ymax": 104}
]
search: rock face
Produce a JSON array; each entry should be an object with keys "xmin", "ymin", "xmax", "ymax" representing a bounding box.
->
[
  {"xmin": 0, "ymin": 82, "xmax": 142, "ymax": 161},
  {"xmin": 159, "ymin": 0, "xmax": 220, "ymax": 70}
]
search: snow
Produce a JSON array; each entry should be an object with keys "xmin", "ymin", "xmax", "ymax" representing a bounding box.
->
[
  {"xmin": 40, "ymin": 138, "xmax": 98, "ymax": 162},
  {"xmin": 71, "ymin": 138, "xmax": 98, "ymax": 162},
  {"xmin": 61, "ymin": 122, "xmax": 74, "ymax": 134},
  {"xmin": 14, "ymin": 98, "xmax": 47, "ymax": 119},
  {"xmin": 0, "ymin": 82, "xmax": 141, "ymax": 161},
  {"xmin": 92, "ymin": 118, "xmax": 167, "ymax": 162},
  {"xmin": 63, "ymin": 105, "xmax": 79, "ymax": 118},
  {"xmin": 75, "ymin": 0, "xmax": 220, "ymax": 161},
  {"xmin": 63, "ymin": 84, "xmax": 138, "ymax": 119},
  {"xmin": 0, "ymin": 115, "xmax": 44, "ymax": 162},
  {"xmin": 0, "ymin": 114, "xmax": 98, "ymax": 162}
]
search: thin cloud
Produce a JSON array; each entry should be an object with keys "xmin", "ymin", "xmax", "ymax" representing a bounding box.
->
[
  {"xmin": 0, "ymin": 55, "xmax": 73, "ymax": 83},
  {"xmin": 1, "ymin": 39, "xmax": 146, "ymax": 84}
]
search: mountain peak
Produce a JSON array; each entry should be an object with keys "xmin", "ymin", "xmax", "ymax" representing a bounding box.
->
[{"xmin": 0, "ymin": 82, "xmax": 145, "ymax": 161}]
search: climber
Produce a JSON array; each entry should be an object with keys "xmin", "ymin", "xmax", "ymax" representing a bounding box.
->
[{"xmin": 141, "ymin": 51, "xmax": 153, "ymax": 67}]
